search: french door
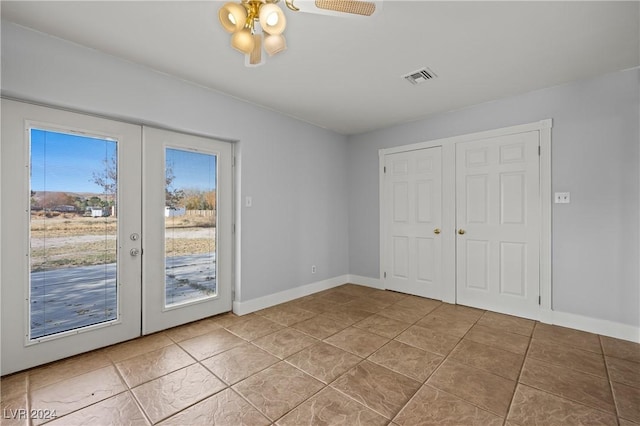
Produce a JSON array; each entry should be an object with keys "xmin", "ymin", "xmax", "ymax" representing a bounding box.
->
[{"xmin": 1, "ymin": 100, "xmax": 232, "ymax": 375}]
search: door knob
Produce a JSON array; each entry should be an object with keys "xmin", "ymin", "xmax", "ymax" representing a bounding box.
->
[
  {"xmin": 458, "ymin": 229, "xmax": 466, "ymax": 235},
  {"xmin": 434, "ymin": 228, "xmax": 441, "ymax": 235},
  {"xmin": 130, "ymin": 248, "xmax": 141, "ymax": 256}
]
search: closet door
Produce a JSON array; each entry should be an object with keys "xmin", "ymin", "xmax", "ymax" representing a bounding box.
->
[
  {"xmin": 383, "ymin": 147, "xmax": 443, "ymax": 299},
  {"xmin": 455, "ymin": 131, "xmax": 540, "ymax": 318}
]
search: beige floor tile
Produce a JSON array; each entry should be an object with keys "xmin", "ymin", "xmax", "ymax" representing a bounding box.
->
[
  {"xmin": 416, "ymin": 314, "xmax": 476, "ymax": 338},
  {"xmin": 612, "ymin": 381, "xmax": 640, "ymax": 423},
  {"xmin": 607, "ymin": 356, "xmax": 640, "ymax": 388},
  {"xmin": 395, "ymin": 325, "xmax": 460, "ymax": 356},
  {"xmin": 324, "ymin": 327, "xmax": 389, "ymax": 358},
  {"xmin": 394, "ymin": 296, "xmax": 442, "ymax": 315},
  {"xmin": 331, "ymin": 360, "xmax": 421, "ymax": 419},
  {"xmin": 366, "ymin": 290, "xmax": 409, "ymax": 305},
  {"xmin": 291, "ymin": 313, "xmax": 349, "ymax": 339},
  {"xmin": 619, "ymin": 419, "xmax": 640, "ymax": 426},
  {"xmin": 285, "ymin": 341, "xmax": 362, "ymax": 384},
  {"xmin": 159, "ymin": 388, "xmax": 270, "ymax": 426},
  {"xmin": 115, "ymin": 344, "xmax": 195, "ymax": 388},
  {"xmin": 1, "ymin": 394, "xmax": 29, "ymax": 426},
  {"xmin": 0, "ymin": 371, "xmax": 28, "ymax": 401},
  {"xmin": 257, "ymin": 305, "xmax": 317, "ymax": 327},
  {"xmin": 314, "ymin": 290, "xmax": 360, "ymax": 305},
  {"xmin": 29, "ymin": 350, "xmax": 111, "ymax": 390},
  {"xmin": 46, "ymin": 391, "xmax": 149, "ymax": 426},
  {"xmin": 448, "ymin": 339, "xmax": 524, "ymax": 380},
  {"xmin": 369, "ymin": 340, "xmax": 444, "ymax": 382},
  {"xmin": 430, "ymin": 303, "xmax": 484, "ymax": 322},
  {"xmin": 323, "ymin": 305, "xmax": 374, "ymax": 324},
  {"xmin": 353, "ymin": 314, "xmax": 411, "ymax": 338},
  {"xmin": 377, "ymin": 303, "xmax": 427, "ymax": 323},
  {"xmin": 164, "ymin": 318, "xmax": 222, "ymax": 342},
  {"xmin": 292, "ymin": 297, "xmax": 338, "ymax": 314},
  {"xmin": 464, "ymin": 324, "xmax": 530, "ymax": 355},
  {"xmin": 210, "ymin": 312, "xmax": 254, "ymax": 328},
  {"xmin": 426, "ymin": 359, "xmax": 516, "ymax": 417},
  {"xmin": 201, "ymin": 342, "xmax": 279, "ymax": 385},
  {"xmin": 519, "ymin": 357, "xmax": 615, "ymax": 413},
  {"xmin": 30, "ymin": 365, "xmax": 126, "ymax": 424},
  {"xmin": 335, "ymin": 284, "xmax": 378, "ymax": 298},
  {"xmin": 132, "ymin": 363, "xmax": 225, "ymax": 424},
  {"xmin": 527, "ymin": 339, "xmax": 607, "ymax": 377},
  {"xmin": 601, "ymin": 336, "xmax": 640, "ymax": 363},
  {"xmin": 340, "ymin": 297, "xmax": 392, "ymax": 313},
  {"xmin": 394, "ymin": 384, "xmax": 503, "ymax": 426},
  {"xmin": 252, "ymin": 328, "xmax": 317, "ymax": 359},
  {"xmin": 232, "ymin": 361, "xmax": 324, "ymax": 421},
  {"xmin": 476, "ymin": 311, "xmax": 535, "ymax": 336},
  {"xmin": 507, "ymin": 384, "xmax": 617, "ymax": 426},
  {"xmin": 533, "ymin": 323, "xmax": 601, "ymax": 353},
  {"xmin": 178, "ymin": 328, "xmax": 245, "ymax": 360},
  {"xmin": 278, "ymin": 387, "xmax": 388, "ymax": 426},
  {"xmin": 225, "ymin": 316, "xmax": 284, "ymax": 341},
  {"xmin": 104, "ymin": 333, "xmax": 173, "ymax": 363}
]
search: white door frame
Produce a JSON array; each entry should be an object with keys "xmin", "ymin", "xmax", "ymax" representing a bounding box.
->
[{"xmin": 379, "ymin": 119, "xmax": 552, "ymax": 319}]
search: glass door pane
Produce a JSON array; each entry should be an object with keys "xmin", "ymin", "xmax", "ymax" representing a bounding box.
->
[
  {"xmin": 142, "ymin": 126, "xmax": 232, "ymax": 335},
  {"xmin": 165, "ymin": 148, "xmax": 217, "ymax": 307},
  {"xmin": 30, "ymin": 129, "xmax": 118, "ymax": 339}
]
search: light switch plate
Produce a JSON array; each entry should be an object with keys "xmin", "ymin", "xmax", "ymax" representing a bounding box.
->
[{"xmin": 554, "ymin": 192, "xmax": 570, "ymax": 204}]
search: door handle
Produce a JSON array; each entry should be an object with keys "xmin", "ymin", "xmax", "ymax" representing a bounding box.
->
[
  {"xmin": 434, "ymin": 228, "xmax": 441, "ymax": 235},
  {"xmin": 130, "ymin": 248, "xmax": 141, "ymax": 256},
  {"xmin": 458, "ymin": 229, "xmax": 466, "ymax": 235}
]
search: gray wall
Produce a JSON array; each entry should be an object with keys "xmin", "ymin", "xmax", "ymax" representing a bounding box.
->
[
  {"xmin": 348, "ymin": 68, "xmax": 640, "ymax": 327},
  {"xmin": 1, "ymin": 22, "xmax": 349, "ymax": 302}
]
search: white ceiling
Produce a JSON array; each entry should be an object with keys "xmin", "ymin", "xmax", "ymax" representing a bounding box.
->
[{"xmin": 2, "ymin": 1, "xmax": 638, "ymax": 135}]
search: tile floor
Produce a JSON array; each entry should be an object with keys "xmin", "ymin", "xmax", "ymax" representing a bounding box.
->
[{"xmin": 1, "ymin": 284, "xmax": 639, "ymax": 425}]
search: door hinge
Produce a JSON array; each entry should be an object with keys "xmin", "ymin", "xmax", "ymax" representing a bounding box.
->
[
  {"xmin": 383, "ymin": 166, "xmax": 386, "ymax": 173},
  {"xmin": 538, "ymin": 295, "xmax": 541, "ymax": 305},
  {"xmin": 538, "ymin": 146, "xmax": 541, "ymax": 156},
  {"xmin": 232, "ymin": 156, "xmax": 236, "ymax": 167},
  {"xmin": 383, "ymin": 271, "xmax": 387, "ymax": 278},
  {"xmin": 232, "ymin": 224, "xmax": 236, "ymax": 234}
]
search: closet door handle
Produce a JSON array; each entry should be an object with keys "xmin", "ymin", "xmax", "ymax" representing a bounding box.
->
[
  {"xmin": 458, "ymin": 229, "xmax": 466, "ymax": 235},
  {"xmin": 434, "ymin": 228, "xmax": 441, "ymax": 235}
]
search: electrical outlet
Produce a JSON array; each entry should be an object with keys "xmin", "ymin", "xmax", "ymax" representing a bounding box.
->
[
  {"xmin": 311, "ymin": 265, "xmax": 317, "ymax": 274},
  {"xmin": 554, "ymin": 192, "xmax": 570, "ymax": 204}
]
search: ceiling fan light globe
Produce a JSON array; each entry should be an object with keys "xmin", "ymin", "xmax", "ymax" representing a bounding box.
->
[
  {"xmin": 264, "ymin": 34, "xmax": 287, "ymax": 56},
  {"xmin": 231, "ymin": 28, "xmax": 255, "ymax": 54},
  {"xmin": 219, "ymin": 2, "xmax": 247, "ymax": 33},
  {"xmin": 259, "ymin": 3, "xmax": 286, "ymax": 35}
]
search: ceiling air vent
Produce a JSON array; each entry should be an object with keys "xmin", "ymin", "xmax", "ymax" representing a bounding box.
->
[{"xmin": 403, "ymin": 67, "xmax": 437, "ymax": 85}]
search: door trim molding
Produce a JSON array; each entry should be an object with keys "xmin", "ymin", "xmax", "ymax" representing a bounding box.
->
[{"xmin": 379, "ymin": 119, "xmax": 552, "ymax": 320}]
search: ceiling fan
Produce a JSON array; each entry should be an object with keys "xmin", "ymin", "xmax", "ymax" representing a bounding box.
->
[{"xmin": 218, "ymin": 0, "xmax": 382, "ymax": 66}]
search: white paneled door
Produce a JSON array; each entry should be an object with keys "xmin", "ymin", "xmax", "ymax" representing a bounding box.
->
[
  {"xmin": 383, "ymin": 147, "xmax": 443, "ymax": 299},
  {"xmin": 455, "ymin": 131, "xmax": 540, "ymax": 317}
]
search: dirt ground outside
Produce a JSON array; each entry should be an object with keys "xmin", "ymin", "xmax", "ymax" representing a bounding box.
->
[{"xmin": 30, "ymin": 213, "xmax": 216, "ymax": 270}]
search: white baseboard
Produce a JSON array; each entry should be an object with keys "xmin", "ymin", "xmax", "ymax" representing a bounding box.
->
[
  {"xmin": 542, "ymin": 309, "xmax": 640, "ymax": 343},
  {"xmin": 233, "ymin": 275, "xmax": 349, "ymax": 315},
  {"xmin": 233, "ymin": 274, "xmax": 640, "ymax": 343},
  {"xmin": 346, "ymin": 274, "xmax": 383, "ymax": 289}
]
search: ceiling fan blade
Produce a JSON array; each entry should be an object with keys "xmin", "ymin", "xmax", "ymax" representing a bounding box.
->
[
  {"xmin": 286, "ymin": 0, "xmax": 382, "ymax": 17},
  {"xmin": 315, "ymin": 0, "xmax": 376, "ymax": 16}
]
